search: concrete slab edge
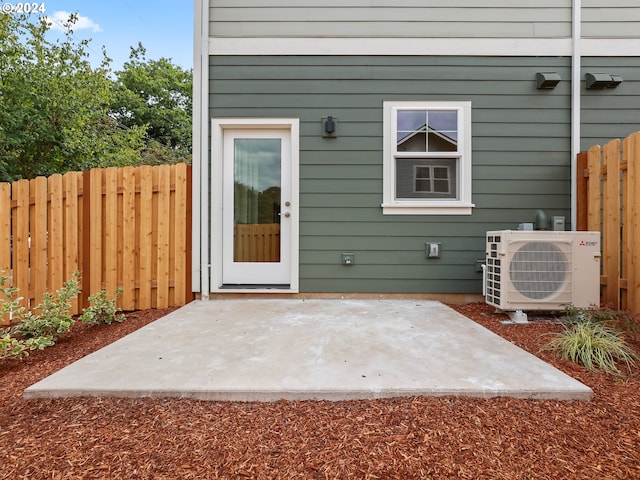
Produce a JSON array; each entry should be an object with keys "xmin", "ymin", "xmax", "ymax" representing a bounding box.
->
[{"xmin": 24, "ymin": 387, "xmax": 594, "ymax": 402}]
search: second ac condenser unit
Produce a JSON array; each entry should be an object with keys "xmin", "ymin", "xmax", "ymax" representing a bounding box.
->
[{"xmin": 485, "ymin": 230, "xmax": 601, "ymax": 311}]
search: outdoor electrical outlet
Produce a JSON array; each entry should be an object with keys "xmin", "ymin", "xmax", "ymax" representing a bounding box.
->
[
  {"xmin": 341, "ymin": 253, "xmax": 355, "ymax": 265},
  {"xmin": 427, "ymin": 243, "xmax": 440, "ymax": 259}
]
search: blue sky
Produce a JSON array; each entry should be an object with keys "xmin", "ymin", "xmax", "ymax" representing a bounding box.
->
[{"xmin": 40, "ymin": 0, "xmax": 193, "ymax": 71}]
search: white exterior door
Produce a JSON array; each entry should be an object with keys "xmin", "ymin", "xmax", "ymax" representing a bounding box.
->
[{"xmin": 221, "ymin": 128, "xmax": 293, "ymax": 286}]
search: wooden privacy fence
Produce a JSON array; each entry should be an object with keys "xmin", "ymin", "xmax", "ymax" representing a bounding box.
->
[
  {"xmin": 0, "ymin": 164, "xmax": 192, "ymax": 322},
  {"xmin": 576, "ymin": 131, "xmax": 640, "ymax": 313},
  {"xmin": 234, "ymin": 224, "xmax": 281, "ymax": 262}
]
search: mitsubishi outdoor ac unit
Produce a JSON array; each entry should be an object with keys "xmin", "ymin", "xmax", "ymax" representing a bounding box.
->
[{"xmin": 485, "ymin": 230, "xmax": 601, "ymax": 311}]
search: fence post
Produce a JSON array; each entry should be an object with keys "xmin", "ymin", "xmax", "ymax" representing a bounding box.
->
[
  {"xmin": 185, "ymin": 165, "xmax": 193, "ymax": 302},
  {"xmin": 0, "ymin": 183, "xmax": 10, "ymax": 276},
  {"xmin": 576, "ymin": 152, "xmax": 589, "ymax": 231},
  {"xmin": 0, "ymin": 183, "xmax": 10, "ymax": 325}
]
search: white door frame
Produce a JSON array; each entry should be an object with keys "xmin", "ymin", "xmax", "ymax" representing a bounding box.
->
[{"xmin": 211, "ymin": 118, "xmax": 299, "ymax": 293}]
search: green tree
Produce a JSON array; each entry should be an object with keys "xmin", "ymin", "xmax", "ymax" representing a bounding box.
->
[
  {"xmin": 111, "ymin": 44, "xmax": 192, "ymax": 163},
  {"xmin": 0, "ymin": 13, "xmax": 146, "ymax": 181}
]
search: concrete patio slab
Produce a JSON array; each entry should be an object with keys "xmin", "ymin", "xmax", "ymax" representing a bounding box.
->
[{"xmin": 24, "ymin": 299, "xmax": 593, "ymax": 401}]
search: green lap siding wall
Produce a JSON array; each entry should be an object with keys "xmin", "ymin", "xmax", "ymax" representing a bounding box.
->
[
  {"xmin": 210, "ymin": 55, "xmax": 573, "ymax": 293},
  {"xmin": 209, "ymin": 2, "xmax": 572, "ymax": 38},
  {"xmin": 581, "ymin": 58, "xmax": 640, "ymax": 149},
  {"xmin": 209, "ymin": 0, "xmax": 639, "ymax": 41},
  {"xmin": 209, "ymin": 55, "xmax": 640, "ymax": 293}
]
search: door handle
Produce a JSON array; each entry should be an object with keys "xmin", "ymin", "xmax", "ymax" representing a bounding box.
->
[{"xmin": 280, "ymin": 212, "xmax": 290, "ymax": 218}]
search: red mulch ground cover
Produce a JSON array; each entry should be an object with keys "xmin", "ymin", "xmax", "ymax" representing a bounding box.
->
[{"xmin": 1, "ymin": 303, "xmax": 639, "ymax": 479}]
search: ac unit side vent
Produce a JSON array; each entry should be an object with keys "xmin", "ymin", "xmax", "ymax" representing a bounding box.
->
[{"xmin": 485, "ymin": 256, "xmax": 501, "ymax": 306}]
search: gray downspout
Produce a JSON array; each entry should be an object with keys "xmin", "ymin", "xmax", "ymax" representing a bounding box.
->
[
  {"xmin": 200, "ymin": 0, "xmax": 210, "ymax": 298},
  {"xmin": 191, "ymin": 0, "xmax": 201, "ymax": 295},
  {"xmin": 571, "ymin": 0, "xmax": 582, "ymax": 231},
  {"xmin": 192, "ymin": 0, "xmax": 210, "ymax": 298}
]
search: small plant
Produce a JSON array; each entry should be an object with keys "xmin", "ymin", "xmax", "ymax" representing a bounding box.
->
[
  {"xmin": 11, "ymin": 272, "xmax": 80, "ymax": 342},
  {"xmin": 23, "ymin": 336, "xmax": 55, "ymax": 351},
  {"xmin": 0, "ymin": 272, "xmax": 25, "ymax": 321},
  {"xmin": 562, "ymin": 305, "xmax": 640, "ymax": 340},
  {"xmin": 542, "ymin": 320, "xmax": 639, "ymax": 375},
  {"xmin": 0, "ymin": 330, "xmax": 27, "ymax": 360},
  {"xmin": 81, "ymin": 288, "xmax": 125, "ymax": 325},
  {"xmin": 0, "ymin": 328, "xmax": 53, "ymax": 360}
]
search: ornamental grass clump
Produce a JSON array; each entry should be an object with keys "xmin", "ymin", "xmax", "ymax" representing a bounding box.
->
[
  {"xmin": 563, "ymin": 305, "xmax": 640, "ymax": 341},
  {"xmin": 542, "ymin": 308, "xmax": 639, "ymax": 375}
]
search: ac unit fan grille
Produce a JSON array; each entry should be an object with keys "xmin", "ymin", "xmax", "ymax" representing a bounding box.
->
[{"xmin": 509, "ymin": 241, "xmax": 569, "ymax": 300}]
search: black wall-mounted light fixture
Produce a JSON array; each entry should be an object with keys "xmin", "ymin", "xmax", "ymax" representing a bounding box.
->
[
  {"xmin": 586, "ymin": 73, "xmax": 623, "ymax": 89},
  {"xmin": 536, "ymin": 72, "xmax": 561, "ymax": 89},
  {"xmin": 322, "ymin": 116, "xmax": 338, "ymax": 138}
]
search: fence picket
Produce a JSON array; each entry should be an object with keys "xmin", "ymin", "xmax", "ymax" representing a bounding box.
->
[
  {"xmin": 104, "ymin": 168, "xmax": 119, "ymax": 295},
  {"xmin": 156, "ymin": 165, "xmax": 171, "ymax": 308},
  {"xmin": 586, "ymin": 145, "xmax": 601, "ymax": 233},
  {"xmin": 622, "ymin": 136, "xmax": 631, "ymax": 310},
  {"xmin": 32, "ymin": 177, "xmax": 48, "ymax": 307},
  {"xmin": 121, "ymin": 167, "xmax": 136, "ymax": 310},
  {"xmin": 12, "ymin": 180, "xmax": 29, "ymax": 309},
  {"xmin": 63, "ymin": 172, "xmax": 80, "ymax": 313},
  {"xmin": 173, "ymin": 164, "xmax": 188, "ymax": 305},
  {"xmin": 138, "ymin": 166, "xmax": 153, "ymax": 309},
  {"xmin": 603, "ymin": 140, "xmax": 621, "ymax": 308},
  {"xmin": 48, "ymin": 175, "xmax": 64, "ymax": 294},
  {"xmin": 88, "ymin": 169, "xmax": 103, "ymax": 297}
]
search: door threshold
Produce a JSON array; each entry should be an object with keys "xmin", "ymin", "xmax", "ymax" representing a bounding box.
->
[{"xmin": 220, "ymin": 284, "xmax": 291, "ymax": 290}]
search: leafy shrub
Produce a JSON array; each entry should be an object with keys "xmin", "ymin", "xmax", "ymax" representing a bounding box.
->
[
  {"xmin": 1, "ymin": 272, "xmax": 129, "ymax": 362},
  {"xmin": 542, "ymin": 321, "xmax": 638, "ymax": 375},
  {"xmin": 11, "ymin": 273, "xmax": 80, "ymax": 342},
  {"xmin": 0, "ymin": 330, "xmax": 53, "ymax": 360},
  {"xmin": 0, "ymin": 330, "xmax": 27, "ymax": 360},
  {"xmin": 81, "ymin": 288, "xmax": 125, "ymax": 325}
]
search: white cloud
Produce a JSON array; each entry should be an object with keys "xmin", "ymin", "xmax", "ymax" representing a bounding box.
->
[{"xmin": 46, "ymin": 11, "xmax": 102, "ymax": 33}]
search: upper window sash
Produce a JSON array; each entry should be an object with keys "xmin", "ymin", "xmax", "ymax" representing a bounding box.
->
[{"xmin": 395, "ymin": 108, "xmax": 460, "ymax": 156}]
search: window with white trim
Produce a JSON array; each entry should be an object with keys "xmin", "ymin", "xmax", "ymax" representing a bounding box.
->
[{"xmin": 382, "ymin": 101, "xmax": 473, "ymax": 215}]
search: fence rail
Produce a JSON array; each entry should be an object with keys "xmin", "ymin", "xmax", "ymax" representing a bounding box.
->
[
  {"xmin": 0, "ymin": 164, "xmax": 193, "ymax": 323},
  {"xmin": 577, "ymin": 132, "xmax": 640, "ymax": 313}
]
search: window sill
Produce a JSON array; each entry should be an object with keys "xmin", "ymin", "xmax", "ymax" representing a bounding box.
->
[{"xmin": 381, "ymin": 202, "xmax": 474, "ymax": 215}]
